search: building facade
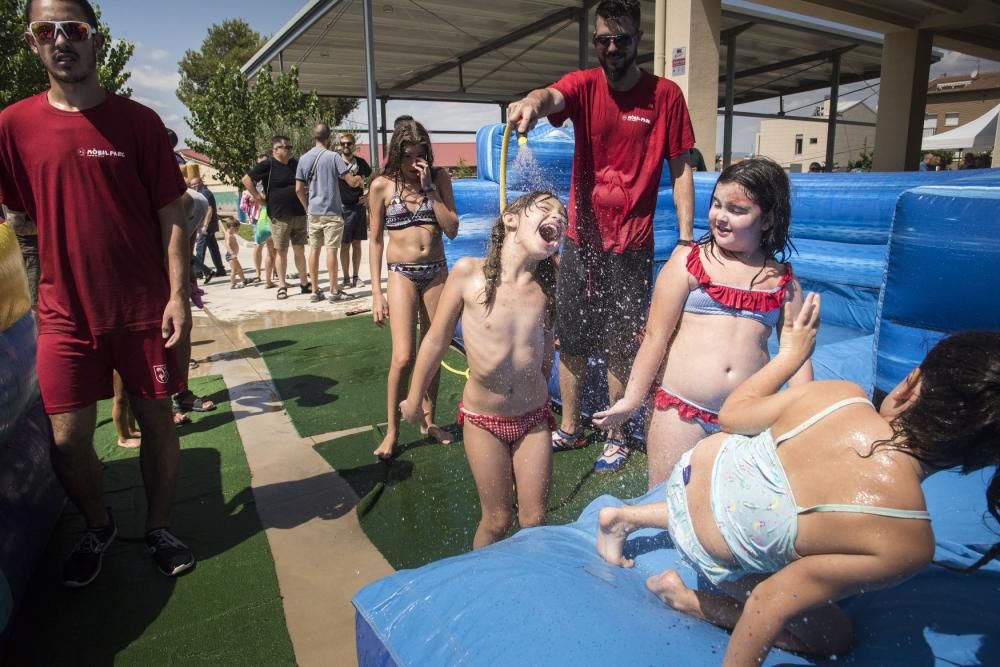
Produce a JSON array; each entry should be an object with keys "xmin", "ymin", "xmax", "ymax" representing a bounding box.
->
[
  {"xmin": 754, "ymin": 99, "xmax": 877, "ymax": 172},
  {"xmin": 924, "ymin": 70, "xmax": 1000, "ymax": 138}
]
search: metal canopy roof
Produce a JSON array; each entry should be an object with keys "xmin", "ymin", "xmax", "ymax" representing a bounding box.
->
[{"xmin": 242, "ymin": 0, "xmax": 894, "ymax": 108}]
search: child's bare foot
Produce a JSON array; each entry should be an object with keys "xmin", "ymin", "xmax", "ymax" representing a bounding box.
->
[
  {"xmin": 423, "ymin": 424, "xmax": 453, "ymax": 445},
  {"xmin": 597, "ymin": 506, "xmax": 635, "ymax": 567},
  {"xmin": 117, "ymin": 436, "xmax": 141, "ymax": 449},
  {"xmin": 374, "ymin": 431, "xmax": 397, "ymax": 459},
  {"xmin": 646, "ymin": 570, "xmax": 698, "ymax": 614}
]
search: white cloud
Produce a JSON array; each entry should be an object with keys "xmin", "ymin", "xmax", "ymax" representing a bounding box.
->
[
  {"xmin": 129, "ymin": 65, "xmax": 180, "ymax": 92},
  {"xmin": 147, "ymin": 48, "xmax": 171, "ymax": 62},
  {"xmin": 930, "ymin": 50, "xmax": 1000, "ymax": 77}
]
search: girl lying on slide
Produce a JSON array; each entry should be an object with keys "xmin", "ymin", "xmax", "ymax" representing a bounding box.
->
[
  {"xmin": 594, "ymin": 157, "xmax": 811, "ymax": 489},
  {"xmin": 401, "ymin": 192, "xmax": 566, "ymax": 548},
  {"xmin": 596, "ymin": 300, "xmax": 1000, "ymax": 666}
]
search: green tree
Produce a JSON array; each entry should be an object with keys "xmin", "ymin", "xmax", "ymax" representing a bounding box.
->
[
  {"xmin": 186, "ymin": 65, "xmax": 354, "ymax": 187},
  {"xmin": 176, "ymin": 19, "xmax": 264, "ymax": 109},
  {"xmin": 0, "ymin": 0, "xmax": 134, "ymax": 108},
  {"xmin": 453, "ymin": 156, "xmax": 474, "ymax": 179}
]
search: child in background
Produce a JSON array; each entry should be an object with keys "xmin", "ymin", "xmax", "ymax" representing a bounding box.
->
[
  {"xmin": 224, "ymin": 218, "xmax": 246, "ymax": 289},
  {"xmin": 594, "ymin": 158, "xmax": 811, "ymax": 488},
  {"xmin": 596, "ymin": 317, "xmax": 1000, "ymax": 665},
  {"xmin": 400, "ymin": 192, "xmax": 566, "ymax": 549}
]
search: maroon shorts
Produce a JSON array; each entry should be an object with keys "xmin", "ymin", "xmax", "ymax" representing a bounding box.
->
[{"xmin": 37, "ymin": 328, "xmax": 182, "ymax": 414}]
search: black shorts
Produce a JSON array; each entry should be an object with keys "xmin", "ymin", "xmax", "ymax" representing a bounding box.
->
[
  {"xmin": 342, "ymin": 203, "xmax": 368, "ymax": 243},
  {"xmin": 555, "ymin": 238, "xmax": 653, "ymax": 359}
]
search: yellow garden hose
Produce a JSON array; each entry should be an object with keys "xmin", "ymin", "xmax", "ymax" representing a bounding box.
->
[
  {"xmin": 498, "ymin": 122, "xmax": 527, "ymax": 213},
  {"xmin": 441, "ymin": 123, "xmax": 523, "ymax": 380}
]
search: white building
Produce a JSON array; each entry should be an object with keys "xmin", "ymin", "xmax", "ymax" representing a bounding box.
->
[{"xmin": 754, "ymin": 99, "xmax": 877, "ymax": 172}]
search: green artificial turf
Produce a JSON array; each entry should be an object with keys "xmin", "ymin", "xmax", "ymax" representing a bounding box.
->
[
  {"xmin": 247, "ymin": 316, "xmax": 649, "ymax": 571},
  {"xmin": 5, "ymin": 376, "xmax": 295, "ymax": 666},
  {"xmin": 315, "ymin": 427, "xmax": 647, "ymax": 570},
  {"xmin": 246, "ymin": 316, "xmax": 468, "ymax": 438}
]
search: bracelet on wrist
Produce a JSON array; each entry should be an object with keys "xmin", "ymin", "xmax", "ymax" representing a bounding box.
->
[
  {"xmin": 422, "ymin": 184, "xmax": 437, "ymax": 195},
  {"xmin": 675, "ymin": 239, "xmax": 693, "ymax": 248}
]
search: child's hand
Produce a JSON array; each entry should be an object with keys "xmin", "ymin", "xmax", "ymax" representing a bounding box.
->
[
  {"xmin": 592, "ymin": 399, "xmax": 637, "ymax": 430},
  {"xmin": 778, "ymin": 292, "xmax": 820, "ymax": 362},
  {"xmin": 372, "ymin": 292, "xmax": 389, "ymax": 327},
  {"xmin": 399, "ymin": 399, "xmax": 425, "ymax": 425}
]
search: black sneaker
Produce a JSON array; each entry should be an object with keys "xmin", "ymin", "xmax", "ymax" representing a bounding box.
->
[
  {"xmin": 146, "ymin": 527, "xmax": 196, "ymax": 576},
  {"xmin": 202, "ymin": 268, "xmax": 214, "ymax": 285},
  {"xmin": 63, "ymin": 514, "xmax": 117, "ymax": 588}
]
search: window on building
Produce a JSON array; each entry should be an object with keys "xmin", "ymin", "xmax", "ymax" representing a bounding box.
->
[
  {"xmin": 924, "ymin": 113, "xmax": 937, "ymax": 128},
  {"xmin": 794, "ymin": 134, "xmax": 803, "ymax": 155},
  {"xmin": 945, "ymin": 112, "xmax": 960, "ymax": 127},
  {"xmin": 809, "ymin": 137, "xmax": 818, "ymax": 145}
]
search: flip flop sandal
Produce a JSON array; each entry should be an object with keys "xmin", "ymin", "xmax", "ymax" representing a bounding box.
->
[
  {"xmin": 551, "ymin": 427, "xmax": 586, "ymax": 451},
  {"xmin": 174, "ymin": 391, "xmax": 216, "ymax": 412},
  {"xmin": 172, "ymin": 407, "xmax": 191, "ymax": 426},
  {"xmin": 300, "ymin": 283, "xmax": 312, "ymax": 294},
  {"xmin": 276, "ymin": 286, "xmax": 289, "ymax": 300}
]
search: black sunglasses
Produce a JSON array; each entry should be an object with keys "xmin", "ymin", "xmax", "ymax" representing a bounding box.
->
[
  {"xmin": 593, "ymin": 33, "xmax": 634, "ymax": 49},
  {"xmin": 340, "ymin": 141, "xmax": 354, "ymax": 147}
]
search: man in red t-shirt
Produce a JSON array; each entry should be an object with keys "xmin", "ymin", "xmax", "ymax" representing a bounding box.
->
[
  {"xmin": 508, "ymin": 0, "xmax": 695, "ymax": 473},
  {"xmin": 0, "ymin": 0, "xmax": 195, "ymax": 586}
]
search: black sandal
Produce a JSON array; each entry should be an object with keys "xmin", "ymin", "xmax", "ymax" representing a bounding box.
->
[
  {"xmin": 300, "ymin": 282, "xmax": 312, "ymax": 295},
  {"xmin": 276, "ymin": 286, "xmax": 289, "ymax": 300}
]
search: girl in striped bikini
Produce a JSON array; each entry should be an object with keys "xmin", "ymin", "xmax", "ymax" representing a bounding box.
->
[{"xmin": 369, "ymin": 119, "xmax": 459, "ymax": 458}]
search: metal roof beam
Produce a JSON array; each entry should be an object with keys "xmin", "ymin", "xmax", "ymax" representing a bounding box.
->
[
  {"xmin": 918, "ymin": 1, "xmax": 1000, "ymax": 29},
  {"xmin": 722, "ymin": 44, "xmax": 857, "ymax": 82},
  {"xmin": 389, "ymin": 6, "xmax": 580, "ymax": 91},
  {"xmin": 242, "ymin": 0, "xmax": 341, "ymax": 78}
]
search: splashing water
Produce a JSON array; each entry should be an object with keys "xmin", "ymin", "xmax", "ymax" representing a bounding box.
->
[{"xmin": 510, "ymin": 142, "xmax": 556, "ymax": 194}]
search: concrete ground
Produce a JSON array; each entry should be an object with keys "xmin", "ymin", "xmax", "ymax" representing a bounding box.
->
[{"xmin": 188, "ymin": 238, "xmax": 392, "ymax": 665}]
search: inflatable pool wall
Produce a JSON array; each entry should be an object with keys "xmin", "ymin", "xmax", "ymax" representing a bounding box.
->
[
  {"xmin": 0, "ymin": 224, "xmax": 64, "ymax": 649},
  {"xmin": 356, "ymin": 125, "xmax": 1000, "ymax": 665}
]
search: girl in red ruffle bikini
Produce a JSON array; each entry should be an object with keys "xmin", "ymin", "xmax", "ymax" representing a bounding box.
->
[
  {"xmin": 400, "ymin": 192, "xmax": 566, "ymax": 549},
  {"xmin": 594, "ymin": 157, "xmax": 812, "ymax": 488}
]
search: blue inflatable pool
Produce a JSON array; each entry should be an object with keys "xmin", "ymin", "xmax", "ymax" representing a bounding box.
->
[{"xmin": 354, "ymin": 122, "xmax": 1000, "ymax": 665}]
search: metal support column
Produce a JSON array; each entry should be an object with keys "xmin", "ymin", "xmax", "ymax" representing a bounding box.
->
[
  {"xmin": 278, "ymin": 51, "xmax": 284, "ymax": 73},
  {"xmin": 825, "ymin": 53, "xmax": 842, "ymax": 171},
  {"xmin": 362, "ymin": 0, "xmax": 380, "ymax": 170},
  {"xmin": 578, "ymin": 2, "xmax": 589, "ymax": 69},
  {"xmin": 379, "ymin": 97, "xmax": 388, "ymax": 159},
  {"xmin": 500, "ymin": 104, "xmax": 508, "ymax": 123},
  {"xmin": 722, "ymin": 34, "xmax": 737, "ymax": 168}
]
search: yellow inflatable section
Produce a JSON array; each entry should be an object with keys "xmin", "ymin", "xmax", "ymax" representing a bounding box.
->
[{"xmin": 0, "ymin": 224, "xmax": 31, "ymax": 333}]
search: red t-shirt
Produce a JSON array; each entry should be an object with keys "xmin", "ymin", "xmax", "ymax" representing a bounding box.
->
[
  {"xmin": 549, "ymin": 68, "xmax": 695, "ymax": 253},
  {"xmin": 0, "ymin": 92, "xmax": 186, "ymax": 335}
]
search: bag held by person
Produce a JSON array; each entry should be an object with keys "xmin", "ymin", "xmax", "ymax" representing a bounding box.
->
[{"xmin": 255, "ymin": 206, "xmax": 272, "ymax": 244}]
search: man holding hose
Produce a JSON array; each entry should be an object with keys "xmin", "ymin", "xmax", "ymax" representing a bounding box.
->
[{"xmin": 507, "ymin": 0, "xmax": 695, "ymax": 473}]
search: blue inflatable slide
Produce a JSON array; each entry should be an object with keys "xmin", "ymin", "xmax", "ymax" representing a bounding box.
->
[{"xmin": 352, "ymin": 123, "xmax": 1000, "ymax": 665}]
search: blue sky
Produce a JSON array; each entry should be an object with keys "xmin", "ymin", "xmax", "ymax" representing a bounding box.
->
[{"xmin": 94, "ymin": 0, "xmax": 998, "ymax": 154}]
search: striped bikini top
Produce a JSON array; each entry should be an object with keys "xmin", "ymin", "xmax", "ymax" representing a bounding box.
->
[
  {"xmin": 682, "ymin": 244, "xmax": 793, "ymax": 328},
  {"xmin": 384, "ymin": 189, "xmax": 439, "ymax": 231}
]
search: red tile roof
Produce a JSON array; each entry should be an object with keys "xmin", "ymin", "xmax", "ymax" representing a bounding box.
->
[
  {"xmin": 927, "ymin": 70, "xmax": 1000, "ymax": 95},
  {"xmin": 177, "ymin": 148, "xmax": 215, "ymax": 165},
  {"xmin": 353, "ymin": 142, "xmax": 477, "ymax": 169}
]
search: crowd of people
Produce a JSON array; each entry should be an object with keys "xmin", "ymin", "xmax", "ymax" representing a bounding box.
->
[{"xmin": 1, "ymin": 1, "xmax": 997, "ymax": 665}]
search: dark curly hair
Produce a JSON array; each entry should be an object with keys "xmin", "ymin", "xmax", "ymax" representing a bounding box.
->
[
  {"xmin": 701, "ymin": 157, "xmax": 794, "ymax": 272},
  {"xmin": 872, "ymin": 331, "xmax": 1000, "ymax": 571},
  {"xmin": 382, "ymin": 119, "xmax": 434, "ymax": 184},
  {"xmin": 595, "ymin": 0, "xmax": 641, "ymax": 31},
  {"xmin": 481, "ymin": 192, "xmax": 559, "ymax": 327}
]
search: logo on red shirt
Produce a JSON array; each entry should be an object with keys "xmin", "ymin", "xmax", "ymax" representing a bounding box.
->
[
  {"xmin": 78, "ymin": 147, "xmax": 127, "ymax": 159},
  {"xmin": 153, "ymin": 364, "xmax": 170, "ymax": 384},
  {"xmin": 621, "ymin": 114, "xmax": 652, "ymax": 126}
]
